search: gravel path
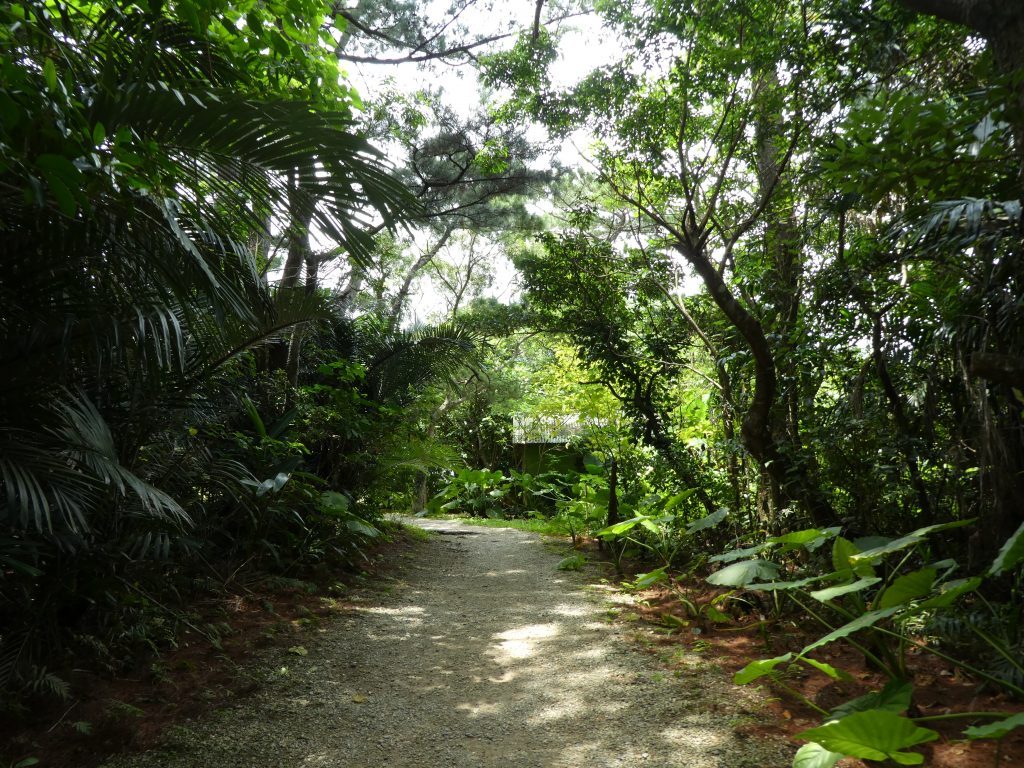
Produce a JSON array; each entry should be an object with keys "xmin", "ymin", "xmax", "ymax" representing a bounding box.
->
[{"xmin": 104, "ymin": 518, "xmax": 792, "ymax": 768}]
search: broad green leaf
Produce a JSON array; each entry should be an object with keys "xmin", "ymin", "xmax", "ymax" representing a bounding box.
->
[
  {"xmin": 831, "ymin": 680, "xmax": 913, "ymax": 720},
  {"xmin": 792, "ymin": 742, "xmax": 842, "ymax": 768},
  {"xmin": 796, "ymin": 711, "xmax": 937, "ymax": 763},
  {"xmin": 800, "ymin": 607, "xmax": 901, "ymax": 655},
  {"xmin": 832, "ymin": 537, "xmax": 860, "ymax": 572},
  {"xmin": 833, "ymin": 536, "xmax": 875, "ymax": 577},
  {"xmin": 319, "ymin": 490, "xmax": 350, "ymax": 514},
  {"xmin": 631, "ymin": 566, "xmax": 668, "ymax": 587},
  {"xmin": 849, "ymin": 535, "xmax": 926, "ymax": 563},
  {"xmin": 38, "ymin": 170, "xmax": 77, "ymax": 216},
  {"xmin": 851, "ymin": 520, "xmax": 977, "ymax": 565},
  {"xmin": 990, "ymin": 521, "xmax": 1024, "ymax": 576},
  {"xmin": 769, "ymin": 527, "xmax": 840, "ymax": 550},
  {"xmin": 707, "ymin": 559, "xmax": 780, "ymax": 587},
  {"xmin": 43, "ymin": 58, "xmax": 57, "ymax": 90},
  {"xmin": 801, "ymin": 657, "xmax": 852, "ymax": 681},
  {"xmin": 746, "ymin": 576, "xmax": 823, "ymax": 591},
  {"xmin": 877, "ymin": 567, "xmax": 936, "ymax": 609},
  {"xmin": 663, "ymin": 488, "xmax": 698, "ymax": 512},
  {"xmin": 907, "ymin": 519, "xmax": 976, "ymax": 537},
  {"xmin": 852, "ymin": 535, "xmax": 891, "ymax": 552},
  {"xmin": 640, "ymin": 518, "xmax": 661, "ymax": 534},
  {"xmin": 810, "ymin": 577, "xmax": 881, "ymax": 603},
  {"xmin": 596, "ymin": 515, "xmax": 644, "ymax": 537},
  {"xmin": 345, "ymin": 519, "xmax": 379, "ymax": 537},
  {"xmin": 685, "ymin": 507, "xmax": 728, "ymax": 534},
  {"xmin": 733, "ymin": 653, "xmax": 793, "ymax": 684},
  {"xmin": 709, "ymin": 543, "xmax": 768, "ymax": 563},
  {"xmin": 916, "ymin": 577, "xmax": 982, "ymax": 610},
  {"xmin": 557, "ymin": 554, "xmax": 587, "ymax": 571},
  {"xmin": 964, "ymin": 712, "xmax": 1024, "ymax": 740},
  {"xmin": 704, "ymin": 604, "xmax": 732, "ymax": 623}
]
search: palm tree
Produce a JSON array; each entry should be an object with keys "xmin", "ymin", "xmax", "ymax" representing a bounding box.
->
[{"xmin": 0, "ymin": 0, "xmax": 414, "ymax": 699}]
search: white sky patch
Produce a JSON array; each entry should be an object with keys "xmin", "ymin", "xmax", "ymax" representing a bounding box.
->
[{"xmin": 277, "ymin": 8, "xmax": 640, "ymax": 324}]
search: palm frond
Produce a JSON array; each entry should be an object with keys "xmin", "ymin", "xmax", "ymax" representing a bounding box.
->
[
  {"xmin": 358, "ymin": 319, "xmax": 483, "ymax": 403},
  {"xmin": 900, "ymin": 198, "xmax": 1023, "ymax": 252},
  {"xmin": 0, "ymin": 393, "xmax": 189, "ymax": 534}
]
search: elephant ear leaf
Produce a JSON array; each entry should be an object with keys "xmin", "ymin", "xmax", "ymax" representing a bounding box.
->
[
  {"xmin": 990, "ymin": 522, "xmax": 1024, "ymax": 576},
  {"xmin": 964, "ymin": 712, "xmax": 1024, "ymax": 741},
  {"xmin": 796, "ymin": 711, "xmax": 938, "ymax": 765},
  {"xmin": 706, "ymin": 559, "xmax": 780, "ymax": 587},
  {"xmin": 800, "ymin": 607, "xmax": 901, "ymax": 655},
  {"xmin": 830, "ymin": 679, "xmax": 913, "ymax": 720},
  {"xmin": 876, "ymin": 567, "xmax": 936, "ymax": 609},
  {"xmin": 733, "ymin": 653, "xmax": 793, "ymax": 684},
  {"xmin": 792, "ymin": 742, "xmax": 843, "ymax": 768}
]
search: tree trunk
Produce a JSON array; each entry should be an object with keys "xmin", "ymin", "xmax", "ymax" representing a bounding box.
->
[
  {"xmin": 282, "ymin": 177, "xmax": 315, "ymax": 390},
  {"xmin": 673, "ymin": 241, "xmax": 835, "ymax": 526},
  {"xmin": 897, "ymin": 0, "xmax": 1024, "ymax": 179},
  {"xmin": 872, "ymin": 314, "xmax": 933, "ymax": 520}
]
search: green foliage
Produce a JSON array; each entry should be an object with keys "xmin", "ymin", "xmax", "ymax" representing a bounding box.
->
[
  {"xmin": 431, "ymin": 468, "xmax": 509, "ymax": 517},
  {"xmin": 556, "ymin": 554, "xmax": 587, "ymax": 571},
  {"xmin": 964, "ymin": 712, "xmax": 1024, "ymax": 741},
  {"xmin": 722, "ymin": 521, "xmax": 1024, "ymax": 764},
  {"xmin": 990, "ymin": 522, "xmax": 1024, "ymax": 577},
  {"xmin": 0, "ymin": 0, "xmax": 478, "ymax": 716},
  {"xmin": 796, "ymin": 711, "xmax": 938, "ymax": 765},
  {"xmin": 596, "ymin": 493, "xmax": 727, "ymax": 568}
]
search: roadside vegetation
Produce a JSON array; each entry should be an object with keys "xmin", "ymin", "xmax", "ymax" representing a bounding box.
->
[{"xmin": 3, "ymin": 0, "xmax": 1024, "ymax": 766}]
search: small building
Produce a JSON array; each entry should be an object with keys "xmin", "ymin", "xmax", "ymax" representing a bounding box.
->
[{"xmin": 511, "ymin": 414, "xmax": 597, "ymax": 475}]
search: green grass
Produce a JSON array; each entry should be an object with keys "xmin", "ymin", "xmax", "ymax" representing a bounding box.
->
[{"xmin": 395, "ymin": 522, "xmax": 433, "ymax": 542}]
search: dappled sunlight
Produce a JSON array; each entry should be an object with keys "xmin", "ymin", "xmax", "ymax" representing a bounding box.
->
[
  {"xmin": 489, "ymin": 622, "xmax": 560, "ymax": 661},
  {"xmin": 359, "ymin": 605, "xmax": 426, "ymax": 623},
  {"xmin": 551, "ymin": 603, "xmax": 588, "ymax": 617},
  {"xmin": 660, "ymin": 724, "xmax": 728, "ymax": 749},
  {"xmin": 455, "ymin": 700, "xmax": 504, "ymax": 717},
  {"xmin": 164, "ymin": 519, "xmax": 774, "ymax": 768}
]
